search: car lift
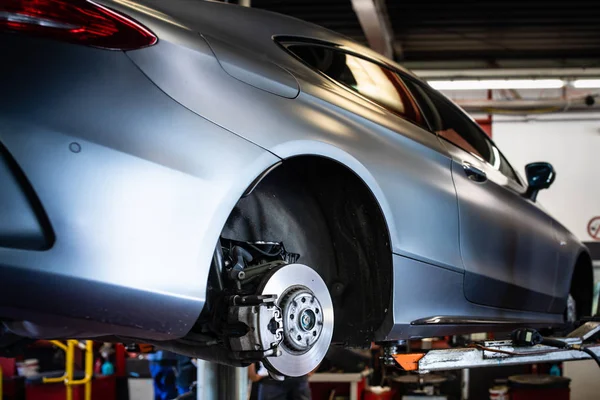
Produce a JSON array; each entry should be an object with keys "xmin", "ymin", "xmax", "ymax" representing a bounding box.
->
[
  {"xmin": 196, "ymin": 361, "xmax": 247, "ymax": 400},
  {"xmin": 192, "ymin": 321, "xmax": 600, "ymax": 399},
  {"xmin": 391, "ymin": 321, "xmax": 600, "ymax": 373}
]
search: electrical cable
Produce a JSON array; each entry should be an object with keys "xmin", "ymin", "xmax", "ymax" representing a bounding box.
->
[
  {"xmin": 245, "ymin": 242, "xmax": 282, "ymax": 257},
  {"xmin": 575, "ymin": 345, "xmax": 600, "ymax": 369},
  {"xmin": 509, "ymin": 327, "xmax": 600, "ymax": 369}
]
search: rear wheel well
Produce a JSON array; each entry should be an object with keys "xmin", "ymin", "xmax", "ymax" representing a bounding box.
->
[
  {"xmin": 221, "ymin": 156, "xmax": 393, "ymax": 346},
  {"xmin": 570, "ymin": 251, "xmax": 593, "ymax": 318}
]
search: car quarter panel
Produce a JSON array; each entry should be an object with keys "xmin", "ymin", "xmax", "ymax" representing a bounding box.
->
[
  {"xmin": 0, "ymin": 35, "xmax": 279, "ymax": 339},
  {"xmin": 126, "ymin": 27, "xmax": 463, "ymax": 271}
]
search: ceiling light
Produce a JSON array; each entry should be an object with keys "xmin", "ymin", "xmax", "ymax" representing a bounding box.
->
[
  {"xmin": 427, "ymin": 79, "xmax": 565, "ymax": 90},
  {"xmin": 572, "ymin": 79, "xmax": 600, "ymax": 89}
]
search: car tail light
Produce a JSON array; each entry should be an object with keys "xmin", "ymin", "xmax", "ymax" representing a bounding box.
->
[{"xmin": 0, "ymin": 0, "xmax": 157, "ymax": 50}]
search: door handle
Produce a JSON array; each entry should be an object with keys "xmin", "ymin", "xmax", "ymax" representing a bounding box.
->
[{"xmin": 462, "ymin": 162, "xmax": 487, "ymax": 182}]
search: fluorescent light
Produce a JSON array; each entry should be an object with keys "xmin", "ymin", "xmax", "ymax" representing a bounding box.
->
[
  {"xmin": 573, "ymin": 79, "xmax": 600, "ymax": 89},
  {"xmin": 428, "ymin": 79, "xmax": 565, "ymax": 90}
]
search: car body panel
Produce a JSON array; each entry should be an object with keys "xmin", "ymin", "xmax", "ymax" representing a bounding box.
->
[
  {"xmin": 205, "ymin": 34, "xmax": 300, "ymax": 98},
  {"xmin": 125, "ymin": 19, "xmax": 463, "ymax": 271},
  {"xmin": 376, "ymin": 254, "xmax": 563, "ymax": 341},
  {"xmin": 445, "ymin": 144, "xmax": 561, "ymax": 313},
  {"xmin": 0, "ymin": 146, "xmax": 51, "ymax": 251},
  {"xmin": 552, "ymin": 222, "xmax": 586, "ymax": 311},
  {"xmin": 0, "ymin": 34, "xmax": 279, "ymax": 339}
]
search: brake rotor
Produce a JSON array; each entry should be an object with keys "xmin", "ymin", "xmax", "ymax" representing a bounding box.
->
[{"xmin": 258, "ymin": 264, "xmax": 334, "ymax": 377}]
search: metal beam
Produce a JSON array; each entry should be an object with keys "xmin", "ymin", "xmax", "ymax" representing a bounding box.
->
[
  {"xmin": 196, "ymin": 361, "xmax": 247, "ymax": 400},
  {"xmin": 351, "ymin": 0, "xmax": 395, "ymax": 58}
]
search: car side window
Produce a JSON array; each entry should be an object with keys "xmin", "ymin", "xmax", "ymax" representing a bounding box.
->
[
  {"xmin": 401, "ymin": 77, "xmax": 443, "ymax": 133},
  {"xmin": 403, "ymin": 78, "xmax": 520, "ymax": 182},
  {"xmin": 285, "ymin": 44, "xmax": 426, "ymax": 128},
  {"xmin": 427, "ymin": 91, "xmax": 494, "ymax": 162}
]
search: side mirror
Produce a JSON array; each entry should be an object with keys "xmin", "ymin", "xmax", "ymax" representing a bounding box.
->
[{"xmin": 524, "ymin": 162, "xmax": 555, "ymax": 202}]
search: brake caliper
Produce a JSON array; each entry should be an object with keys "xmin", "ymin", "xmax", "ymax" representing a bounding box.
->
[{"xmin": 227, "ymin": 294, "xmax": 283, "ymax": 357}]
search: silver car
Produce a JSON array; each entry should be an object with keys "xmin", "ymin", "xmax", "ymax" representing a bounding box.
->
[{"xmin": 0, "ymin": 0, "xmax": 592, "ymax": 377}]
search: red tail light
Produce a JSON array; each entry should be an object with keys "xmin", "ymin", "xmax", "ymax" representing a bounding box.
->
[{"xmin": 0, "ymin": 0, "xmax": 157, "ymax": 50}]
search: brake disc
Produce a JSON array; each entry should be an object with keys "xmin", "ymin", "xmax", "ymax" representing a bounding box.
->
[{"xmin": 258, "ymin": 264, "xmax": 334, "ymax": 377}]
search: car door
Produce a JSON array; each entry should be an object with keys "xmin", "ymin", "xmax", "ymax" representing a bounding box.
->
[{"xmin": 401, "ymin": 77, "xmax": 561, "ymax": 313}]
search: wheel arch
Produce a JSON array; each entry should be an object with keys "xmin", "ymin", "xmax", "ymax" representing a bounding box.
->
[
  {"xmin": 221, "ymin": 149, "xmax": 395, "ymax": 346},
  {"xmin": 267, "ymin": 140, "xmax": 399, "ymax": 246}
]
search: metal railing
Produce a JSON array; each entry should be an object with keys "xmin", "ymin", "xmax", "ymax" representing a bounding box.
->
[{"xmin": 43, "ymin": 340, "xmax": 94, "ymax": 400}]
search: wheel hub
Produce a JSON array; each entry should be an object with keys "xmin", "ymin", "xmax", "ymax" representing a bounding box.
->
[{"xmin": 280, "ymin": 287, "xmax": 324, "ymax": 352}]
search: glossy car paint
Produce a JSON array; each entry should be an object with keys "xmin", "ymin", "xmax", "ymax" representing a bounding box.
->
[{"xmin": 0, "ymin": 0, "xmax": 587, "ymax": 342}]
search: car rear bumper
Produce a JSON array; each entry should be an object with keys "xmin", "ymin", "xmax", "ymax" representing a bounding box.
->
[
  {"xmin": 0, "ymin": 122, "xmax": 211, "ymax": 340},
  {"xmin": 0, "ymin": 143, "xmax": 53, "ymax": 251},
  {"xmin": 0, "ymin": 34, "xmax": 279, "ymax": 340}
]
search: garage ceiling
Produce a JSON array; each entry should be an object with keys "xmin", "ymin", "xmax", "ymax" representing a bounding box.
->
[
  {"xmin": 250, "ymin": 0, "xmax": 600, "ymax": 69},
  {"xmin": 251, "ymin": 0, "xmax": 365, "ymax": 43}
]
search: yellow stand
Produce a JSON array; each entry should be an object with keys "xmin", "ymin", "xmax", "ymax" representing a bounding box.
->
[{"xmin": 43, "ymin": 340, "xmax": 94, "ymax": 400}]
